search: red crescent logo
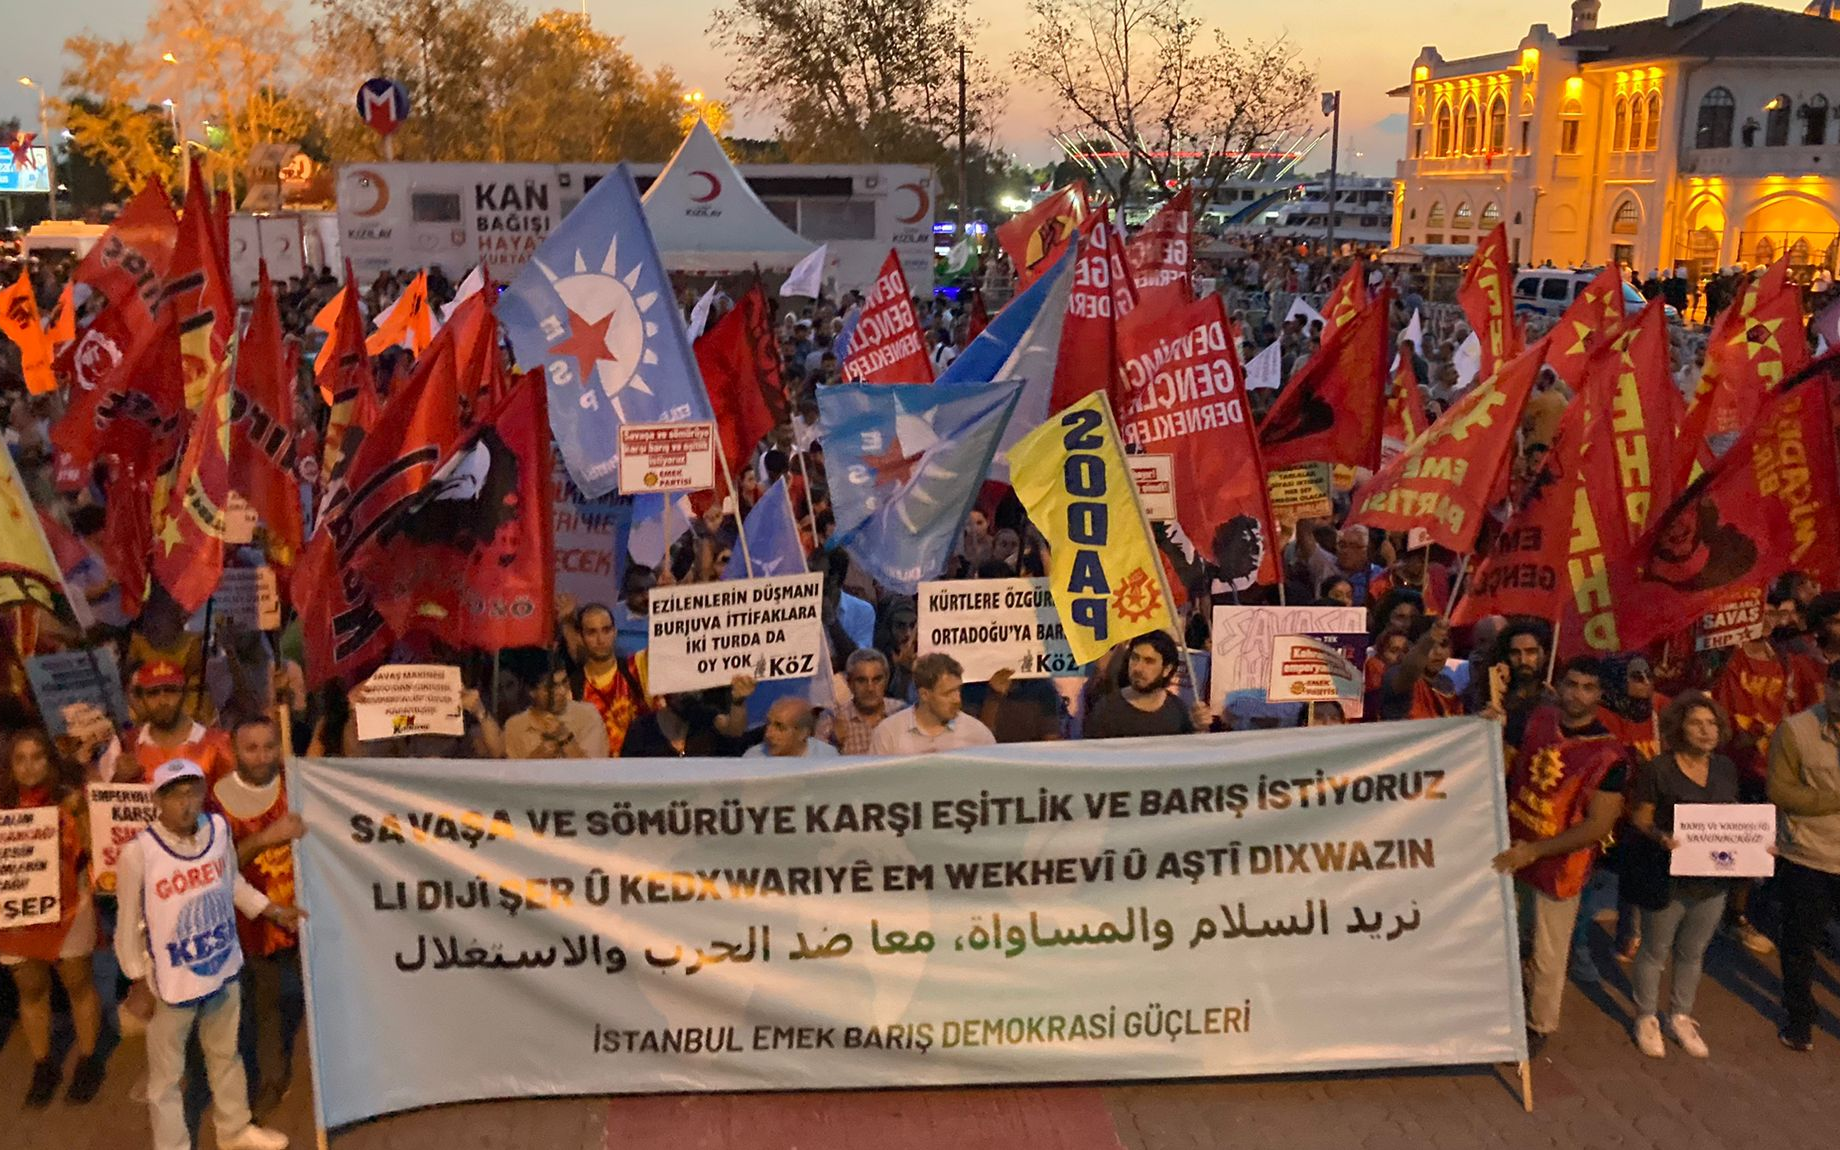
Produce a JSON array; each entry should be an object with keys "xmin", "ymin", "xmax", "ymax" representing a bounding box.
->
[
  {"xmin": 896, "ymin": 182, "xmax": 930, "ymax": 225},
  {"xmin": 350, "ymin": 169, "xmax": 390, "ymax": 217},
  {"xmin": 690, "ymin": 171, "xmax": 721, "ymax": 203}
]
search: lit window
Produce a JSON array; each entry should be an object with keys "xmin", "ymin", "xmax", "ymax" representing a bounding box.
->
[
  {"xmin": 1453, "ymin": 201, "xmax": 1474, "ymax": 230},
  {"xmin": 1766, "ymin": 95, "xmax": 1792, "ymax": 147},
  {"xmin": 1427, "ymin": 200, "xmax": 1447, "ymax": 228},
  {"xmin": 1480, "ymin": 201, "xmax": 1501, "ymax": 228},
  {"xmin": 1488, "ymin": 93, "xmax": 1509, "ymax": 154},
  {"xmin": 1434, "ymin": 101, "xmax": 1454, "ymax": 156},
  {"xmin": 1460, "ymin": 97, "xmax": 1481, "ymax": 154},
  {"xmin": 1643, "ymin": 91, "xmax": 1661, "ymax": 150},
  {"xmin": 1612, "ymin": 199, "xmax": 1640, "ymax": 236},
  {"xmin": 1613, "ymin": 95, "xmax": 1629, "ymax": 152},
  {"xmin": 1560, "ymin": 97, "xmax": 1584, "ymax": 155}
]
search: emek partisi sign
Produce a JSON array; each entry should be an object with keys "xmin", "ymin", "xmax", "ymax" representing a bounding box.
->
[
  {"xmin": 618, "ymin": 421, "xmax": 716, "ymax": 494},
  {"xmin": 917, "ymin": 578, "xmax": 1077, "ymax": 680},
  {"xmin": 646, "ymin": 573, "xmax": 825, "ymax": 694},
  {"xmin": 292, "ymin": 719, "xmax": 1525, "ymax": 1126}
]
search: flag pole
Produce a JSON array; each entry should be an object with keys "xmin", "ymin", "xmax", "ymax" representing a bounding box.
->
[{"xmin": 1099, "ymin": 393, "xmax": 1198, "ymax": 699}]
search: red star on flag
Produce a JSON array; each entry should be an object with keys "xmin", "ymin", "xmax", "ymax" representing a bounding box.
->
[
  {"xmin": 554, "ymin": 306, "xmax": 618, "ymax": 384},
  {"xmin": 863, "ymin": 433, "xmax": 924, "ymax": 488}
]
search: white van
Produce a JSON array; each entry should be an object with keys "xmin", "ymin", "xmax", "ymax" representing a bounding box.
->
[{"xmin": 1513, "ymin": 266, "xmax": 1666, "ymax": 320}]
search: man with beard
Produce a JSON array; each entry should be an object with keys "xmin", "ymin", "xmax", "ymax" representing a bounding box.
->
[
  {"xmin": 505, "ymin": 660, "xmax": 610, "ymax": 760},
  {"xmin": 1494, "ymin": 657, "xmax": 1631, "ymax": 1051},
  {"xmin": 1498, "ymin": 620, "xmax": 1558, "ymax": 749},
  {"xmin": 620, "ymin": 675, "xmax": 756, "ymax": 758},
  {"xmin": 100, "ymin": 660, "xmax": 233, "ymax": 784},
  {"xmin": 1083, "ymin": 631, "xmax": 1210, "ymax": 739}
]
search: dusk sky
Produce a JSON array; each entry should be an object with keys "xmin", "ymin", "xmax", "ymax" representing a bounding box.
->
[{"xmin": 0, "ymin": 1, "xmax": 1809, "ymax": 181}]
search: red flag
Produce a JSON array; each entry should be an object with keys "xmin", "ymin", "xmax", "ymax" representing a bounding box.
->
[
  {"xmin": 55, "ymin": 181, "xmax": 181, "ymax": 392},
  {"xmin": 1381, "ymin": 356, "xmax": 1430, "ymax": 464},
  {"xmin": 1594, "ymin": 300, "xmax": 1682, "ymax": 541},
  {"xmin": 1318, "ymin": 258, "xmax": 1370, "ymax": 344},
  {"xmin": 696, "ymin": 282, "xmax": 786, "ymax": 484},
  {"xmin": 100, "ymin": 465, "xmax": 155, "ymax": 621},
  {"xmin": 966, "ymin": 287, "xmax": 990, "ymax": 342},
  {"xmin": 1674, "ymin": 259, "xmax": 1808, "ymax": 492},
  {"xmin": 152, "ymin": 339, "xmax": 235, "ymax": 613},
  {"xmin": 0, "ymin": 275, "xmax": 57, "ymax": 394},
  {"xmin": 841, "ymin": 250, "xmax": 933, "ymax": 383},
  {"xmin": 370, "ymin": 375, "xmax": 555, "ymax": 651},
  {"xmin": 1458, "ymin": 223, "xmax": 1519, "ymax": 380},
  {"xmin": 365, "ymin": 270, "xmax": 436, "ymax": 357},
  {"xmin": 163, "ymin": 157, "xmax": 237, "ymax": 411},
  {"xmin": 1125, "ymin": 187, "xmax": 1193, "ymax": 317},
  {"xmin": 230, "ymin": 264, "xmax": 303, "ymax": 569},
  {"xmin": 1606, "ymin": 365, "xmax": 1840, "ymax": 653},
  {"xmin": 443, "ymin": 287, "xmax": 506, "ymax": 426},
  {"xmin": 51, "ymin": 308, "xmax": 188, "ymax": 478},
  {"xmin": 1351, "ymin": 338, "xmax": 1549, "ymax": 553},
  {"xmin": 1542, "ymin": 266, "xmax": 1626, "ymax": 389},
  {"xmin": 316, "ymin": 271, "xmax": 380, "ymax": 489},
  {"xmin": 1258, "ymin": 286, "xmax": 1393, "ymax": 472},
  {"xmin": 1115, "ymin": 292, "xmax": 1279, "ymax": 587},
  {"xmin": 996, "ymin": 183, "xmax": 1086, "ymax": 291},
  {"xmin": 1050, "ymin": 208, "xmax": 1138, "ymax": 413},
  {"xmin": 46, "ymin": 282, "xmax": 76, "ymax": 346}
]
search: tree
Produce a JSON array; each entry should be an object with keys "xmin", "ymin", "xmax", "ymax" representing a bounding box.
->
[
  {"xmin": 59, "ymin": 38, "xmax": 178, "ymax": 197},
  {"xmin": 710, "ymin": 0, "xmax": 1005, "ymax": 176},
  {"xmin": 1013, "ymin": 0, "xmax": 1316, "ymax": 212}
]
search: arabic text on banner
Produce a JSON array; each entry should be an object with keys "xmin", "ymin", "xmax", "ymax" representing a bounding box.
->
[{"xmin": 293, "ymin": 719, "xmax": 1525, "ymax": 1126}]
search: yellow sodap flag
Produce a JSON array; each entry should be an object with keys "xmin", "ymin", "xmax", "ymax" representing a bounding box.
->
[{"xmin": 1009, "ymin": 392, "xmax": 1178, "ymax": 665}]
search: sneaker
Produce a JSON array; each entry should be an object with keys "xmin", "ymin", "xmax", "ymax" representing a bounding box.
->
[
  {"xmin": 1669, "ymin": 1014, "xmax": 1709, "ymax": 1058},
  {"xmin": 24, "ymin": 1057, "xmax": 61, "ymax": 1108},
  {"xmin": 1734, "ymin": 917, "xmax": 1776, "ymax": 955},
  {"xmin": 220, "ymin": 1126, "xmax": 289, "ymax": 1150},
  {"xmin": 1779, "ymin": 1028, "xmax": 1815, "ymax": 1053},
  {"xmin": 65, "ymin": 1052, "xmax": 107, "ymax": 1104},
  {"xmin": 1634, "ymin": 1014, "xmax": 1666, "ymax": 1058}
]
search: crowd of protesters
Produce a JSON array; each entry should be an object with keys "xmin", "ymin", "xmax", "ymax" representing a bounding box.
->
[{"xmin": 2, "ymin": 219, "xmax": 1839, "ymax": 1150}]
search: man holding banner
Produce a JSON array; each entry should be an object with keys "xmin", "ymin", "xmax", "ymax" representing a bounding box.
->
[{"xmin": 1084, "ymin": 631, "xmax": 1208, "ymax": 739}]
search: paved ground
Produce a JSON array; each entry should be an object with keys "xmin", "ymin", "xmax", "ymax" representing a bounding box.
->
[{"xmin": 6, "ymin": 918, "xmax": 1839, "ymax": 1150}]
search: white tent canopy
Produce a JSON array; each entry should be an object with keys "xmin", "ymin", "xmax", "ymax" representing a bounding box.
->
[{"xmin": 640, "ymin": 118, "xmax": 815, "ymax": 273}]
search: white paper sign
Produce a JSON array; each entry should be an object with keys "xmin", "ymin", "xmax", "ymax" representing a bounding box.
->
[
  {"xmin": 647, "ymin": 574, "xmax": 825, "ymax": 695},
  {"xmin": 918, "ymin": 578, "xmax": 1077, "ymax": 681},
  {"xmin": 1244, "ymin": 340, "xmax": 1282, "ymax": 391},
  {"xmin": 0, "ymin": 807, "xmax": 61, "ymax": 929},
  {"xmin": 354, "ymin": 665, "xmax": 466, "ymax": 742},
  {"xmin": 1266, "ymin": 633, "xmax": 1364, "ymax": 706},
  {"xmin": 1211, "ymin": 606, "xmax": 1367, "ymax": 721},
  {"xmin": 85, "ymin": 783, "xmax": 156, "ymax": 894},
  {"xmin": 212, "ymin": 567, "xmax": 282, "ymax": 630},
  {"xmin": 224, "ymin": 491, "xmax": 258, "ymax": 546},
  {"xmin": 1671, "ymin": 803, "xmax": 1777, "ymax": 878},
  {"xmin": 1285, "ymin": 297, "xmax": 1325, "ymax": 328},
  {"xmin": 618, "ymin": 421, "xmax": 717, "ymax": 494},
  {"xmin": 25, "ymin": 648, "xmax": 128, "ymax": 737},
  {"xmin": 1128, "ymin": 455, "xmax": 1176, "ymax": 522}
]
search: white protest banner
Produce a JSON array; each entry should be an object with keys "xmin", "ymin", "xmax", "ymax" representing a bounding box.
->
[
  {"xmin": 25, "ymin": 649, "xmax": 129, "ymax": 737},
  {"xmin": 1128, "ymin": 455, "xmax": 1176, "ymax": 522},
  {"xmin": 1244, "ymin": 340, "xmax": 1281, "ymax": 392},
  {"xmin": 85, "ymin": 783, "xmax": 156, "ymax": 894},
  {"xmin": 353, "ymin": 665, "xmax": 465, "ymax": 742},
  {"xmin": 918, "ymin": 578, "xmax": 1077, "ymax": 681},
  {"xmin": 1671, "ymin": 804, "xmax": 1777, "ymax": 878},
  {"xmin": 619, "ymin": 421, "xmax": 717, "ymax": 495},
  {"xmin": 292, "ymin": 719, "xmax": 1524, "ymax": 1127},
  {"xmin": 212, "ymin": 567, "xmax": 282, "ymax": 631},
  {"xmin": 550, "ymin": 450, "xmax": 624, "ymax": 607},
  {"xmin": 0, "ymin": 807, "xmax": 61, "ymax": 929},
  {"xmin": 647, "ymin": 573, "xmax": 824, "ymax": 695},
  {"xmin": 1285, "ymin": 296, "xmax": 1325, "ymax": 328},
  {"xmin": 1266, "ymin": 633, "xmax": 1365, "ymax": 707},
  {"xmin": 1266, "ymin": 463, "xmax": 1333, "ymax": 522},
  {"xmin": 1211, "ymin": 606, "xmax": 1366, "ymax": 722}
]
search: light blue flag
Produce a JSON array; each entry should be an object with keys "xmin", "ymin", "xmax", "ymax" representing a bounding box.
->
[
  {"xmin": 819, "ymin": 380, "xmax": 1022, "ymax": 594},
  {"xmin": 723, "ymin": 478, "xmax": 833, "ymax": 720},
  {"xmin": 497, "ymin": 164, "xmax": 713, "ymax": 498},
  {"xmin": 936, "ymin": 249, "xmax": 1073, "ymax": 479}
]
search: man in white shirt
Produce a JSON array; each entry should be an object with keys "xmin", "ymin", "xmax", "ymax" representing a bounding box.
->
[
  {"xmin": 116, "ymin": 759, "xmax": 301, "ymax": 1150},
  {"xmin": 868, "ymin": 653, "xmax": 996, "ymax": 755},
  {"xmin": 744, "ymin": 697, "xmax": 839, "ymax": 759}
]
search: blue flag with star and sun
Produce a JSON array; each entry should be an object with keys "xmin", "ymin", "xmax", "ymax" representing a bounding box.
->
[
  {"xmin": 497, "ymin": 164, "xmax": 714, "ymax": 497},
  {"xmin": 818, "ymin": 379, "xmax": 1023, "ymax": 593}
]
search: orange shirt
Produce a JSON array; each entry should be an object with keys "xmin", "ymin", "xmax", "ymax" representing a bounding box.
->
[
  {"xmin": 1710, "ymin": 646, "xmax": 1813, "ymax": 782},
  {"xmin": 103, "ymin": 722, "xmax": 234, "ymax": 785},
  {"xmin": 211, "ymin": 771, "xmax": 297, "ymax": 957}
]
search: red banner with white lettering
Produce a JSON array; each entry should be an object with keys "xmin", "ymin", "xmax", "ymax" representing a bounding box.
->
[
  {"xmin": 841, "ymin": 249, "xmax": 932, "ymax": 384},
  {"xmin": 1050, "ymin": 208, "xmax": 1138, "ymax": 413}
]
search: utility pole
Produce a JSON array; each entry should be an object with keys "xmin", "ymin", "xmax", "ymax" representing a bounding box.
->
[
  {"xmin": 956, "ymin": 43, "xmax": 969, "ymax": 234},
  {"xmin": 1323, "ymin": 90, "xmax": 1341, "ymax": 257}
]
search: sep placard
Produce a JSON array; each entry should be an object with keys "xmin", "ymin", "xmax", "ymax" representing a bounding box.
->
[
  {"xmin": 619, "ymin": 422, "xmax": 716, "ymax": 494},
  {"xmin": 647, "ymin": 574, "xmax": 825, "ymax": 695},
  {"xmin": 0, "ymin": 807, "xmax": 61, "ymax": 929},
  {"xmin": 25, "ymin": 649, "xmax": 129, "ymax": 738},
  {"xmin": 353, "ymin": 665, "xmax": 466, "ymax": 742},
  {"xmin": 85, "ymin": 783, "xmax": 156, "ymax": 894},
  {"xmin": 918, "ymin": 578, "xmax": 1078, "ymax": 681},
  {"xmin": 1128, "ymin": 456, "xmax": 1176, "ymax": 522}
]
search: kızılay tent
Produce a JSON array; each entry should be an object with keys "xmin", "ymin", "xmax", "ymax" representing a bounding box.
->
[{"xmin": 640, "ymin": 119, "xmax": 815, "ymax": 273}]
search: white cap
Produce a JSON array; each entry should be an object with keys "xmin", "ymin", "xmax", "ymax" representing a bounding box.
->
[{"xmin": 151, "ymin": 758, "xmax": 206, "ymax": 792}]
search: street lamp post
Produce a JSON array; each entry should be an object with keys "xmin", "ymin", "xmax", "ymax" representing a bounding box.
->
[
  {"xmin": 1322, "ymin": 90, "xmax": 1341, "ymax": 257},
  {"xmin": 17, "ymin": 76, "xmax": 57, "ymax": 221}
]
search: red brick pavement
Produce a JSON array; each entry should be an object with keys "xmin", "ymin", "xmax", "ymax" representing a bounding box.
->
[{"xmin": 6, "ymin": 928, "xmax": 1838, "ymax": 1150}]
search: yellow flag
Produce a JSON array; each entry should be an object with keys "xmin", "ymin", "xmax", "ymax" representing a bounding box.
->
[
  {"xmin": 0, "ymin": 443, "xmax": 85, "ymax": 624},
  {"xmin": 1008, "ymin": 391, "xmax": 1178, "ymax": 665}
]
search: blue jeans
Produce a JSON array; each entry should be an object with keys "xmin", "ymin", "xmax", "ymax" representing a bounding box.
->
[{"xmin": 1633, "ymin": 888, "xmax": 1728, "ymax": 1017}]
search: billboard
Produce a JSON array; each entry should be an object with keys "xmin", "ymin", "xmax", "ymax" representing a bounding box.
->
[{"xmin": 0, "ymin": 147, "xmax": 51, "ymax": 194}]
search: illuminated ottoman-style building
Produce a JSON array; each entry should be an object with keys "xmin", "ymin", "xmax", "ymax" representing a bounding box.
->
[{"xmin": 1391, "ymin": 0, "xmax": 1840, "ymax": 280}]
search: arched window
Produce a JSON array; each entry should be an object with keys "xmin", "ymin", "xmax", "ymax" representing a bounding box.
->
[
  {"xmin": 1697, "ymin": 87, "xmax": 1735, "ymax": 148},
  {"xmin": 1460, "ymin": 97, "xmax": 1481, "ymax": 153},
  {"xmin": 1755, "ymin": 236, "xmax": 1776, "ymax": 264},
  {"xmin": 1426, "ymin": 200, "xmax": 1447, "ymax": 228},
  {"xmin": 1804, "ymin": 94, "xmax": 1829, "ymax": 146},
  {"xmin": 1453, "ymin": 201, "xmax": 1474, "ymax": 230},
  {"xmin": 1434, "ymin": 100, "xmax": 1454, "ymax": 156},
  {"xmin": 1487, "ymin": 93, "xmax": 1509, "ymax": 153},
  {"xmin": 1790, "ymin": 237, "xmax": 1812, "ymax": 267},
  {"xmin": 1560, "ymin": 97, "xmax": 1584, "ymax": 154},
  {"xmin": 1612, "ymin": 199, "xmax": 1640, "ymax": 236},
  {"xmin": 1479, "ymin": 201, "xmax": 1501, "ymax": 229},
  {"xmin": 1766, "ymin": 94, "xmax": 1792, "ymax": 146},
  {"xmin": 1628, "ymin": 94, "xmax": 1647, "ymax": 154},
  {"xmin": 1613, "ymin": 94, "xmax": 1630, "ymax": 151},
  {"xmin": 1643, "ymin": 90, "xmax": 1662, "ymax": 150}
]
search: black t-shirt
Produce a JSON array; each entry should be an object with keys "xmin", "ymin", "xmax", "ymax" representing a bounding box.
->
[
  {"xmin": 962, "ymin": 679, "xmax": 1063, "ymax": 743},
  {"xmin": 1084, "ymin": 691, "xmax": 1193, "ymax": 740},
  {"xmin": 619, "ymin": 714, "xmax": 750, "ymax": 758},
  {"xmin": 1632, "ymin": 751, "xmax": 1741, "ymax": 835}
]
